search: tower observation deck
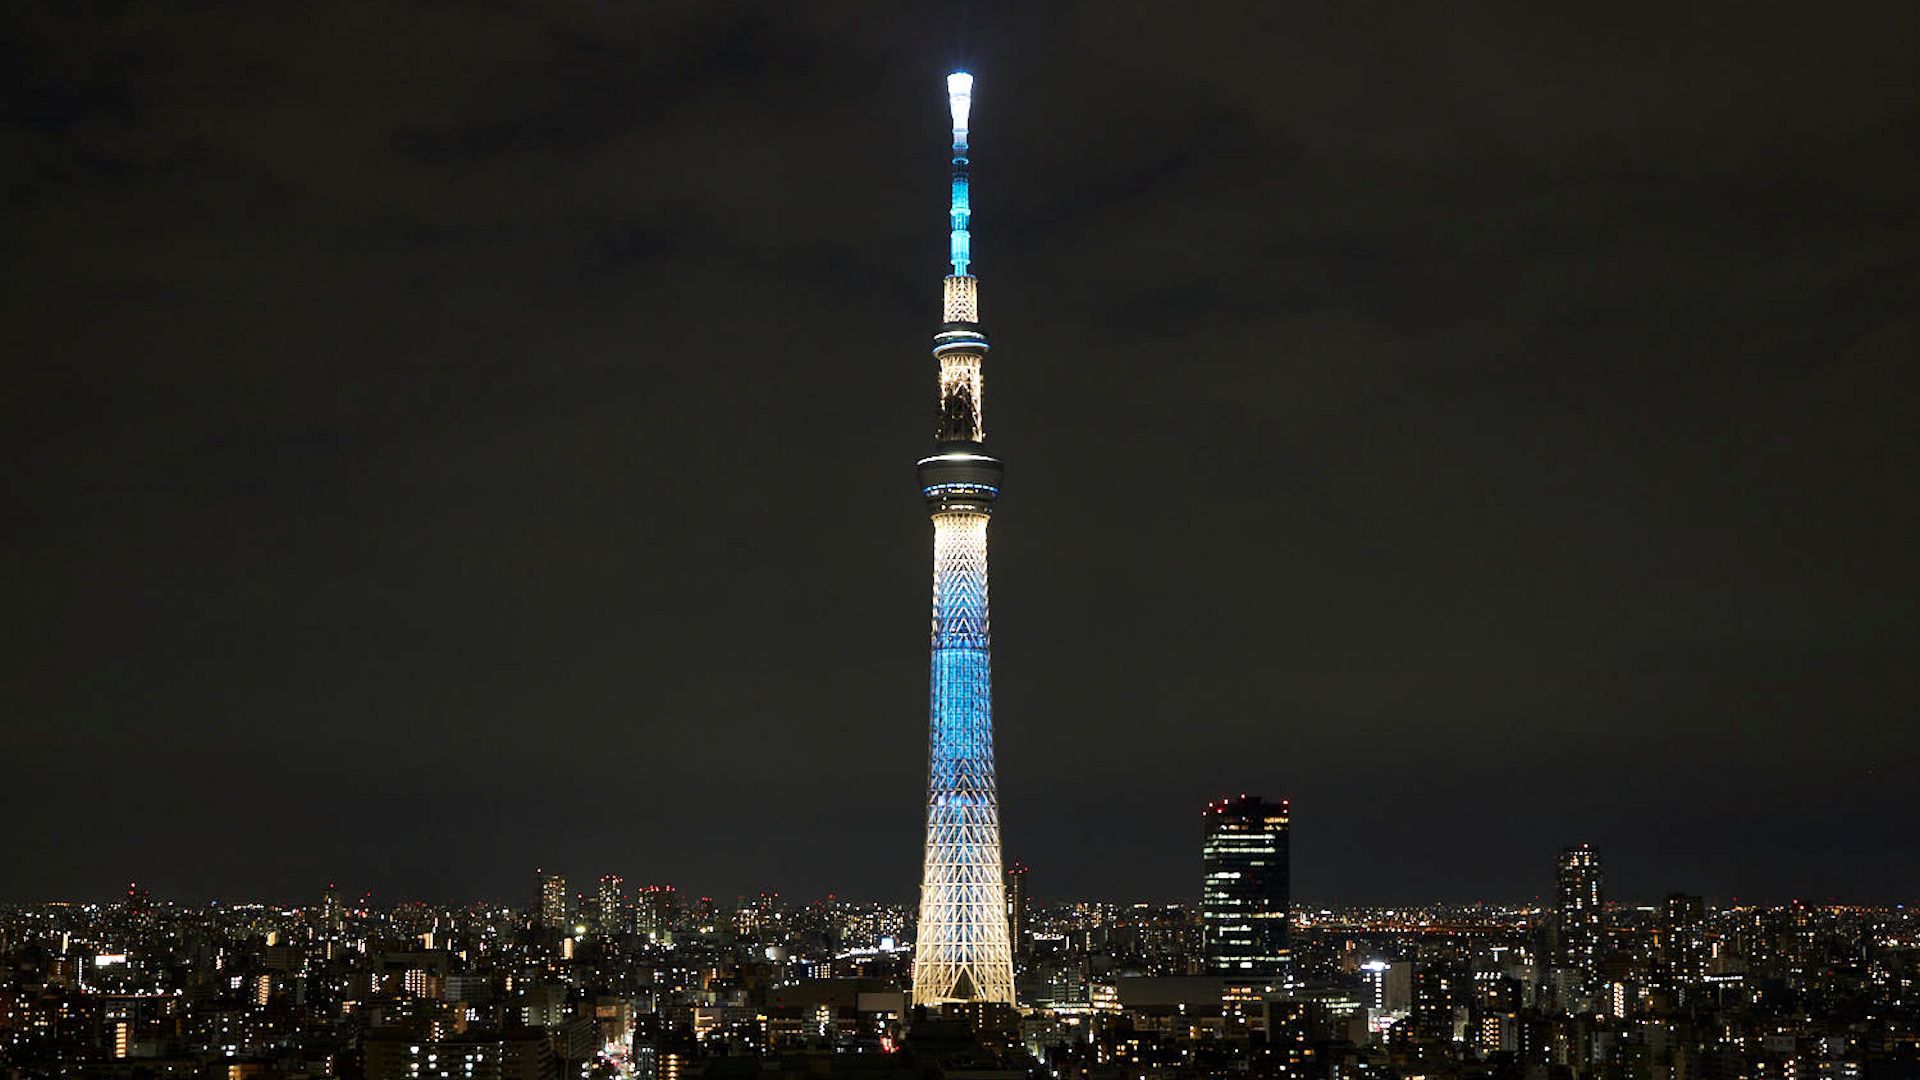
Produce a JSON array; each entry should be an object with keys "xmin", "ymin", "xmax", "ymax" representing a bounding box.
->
[{"xmin": 911, "ymin": 71, "xmax": 1016, "ymax": 1007}]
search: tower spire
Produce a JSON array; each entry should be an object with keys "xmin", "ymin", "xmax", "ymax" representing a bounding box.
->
[
  {"xmin": 930, "ymin": 70, "xmax": 989, "ymax": 448},
  {"xmin": 912, "ymin": 71, "xmax": 1016, "ymax": 1008},
  {"xmin": 947, "ymin": 72, "xmax": 973, "ymax": 277}
]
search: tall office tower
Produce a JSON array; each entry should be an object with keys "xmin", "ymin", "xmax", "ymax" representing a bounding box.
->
[
  {"xmin": 1660, "ymin": 893, "xmax": 1709, "ymax": 994},
  {"xmin": 1412, "ymin": 963, "xmax": 1464, "ymax": 1045},
  {"xmin": 1360, "ymin": 959, "xmax": 1413, "ymax": 1012},
  {"xmin": 737, "ymin": 892, "xmax": 785, "ymax": 939},
  {"xmin": 636, "ymin": 884, "xmax": 679, "ymax": 938},
  {"xmin": 1553, "ymin": 844, "xmax": 1604, "ymax": 989},
  {"xmin": 537, "ymin": 870, "xmax": 569, "ymax": 931},
  {"xmin": 912, "ymin": 71, "xmax": 1016, "ymax": 1007},
  {"xmin": 121, "ymin": 882, "xmax": 153, "ymax": 933},
  {"xmin": 320, "ymin": 883, "xmax": 345, "ymax": 937},
  {"xmin": 692, "ymin": 895, "xmax": 717, "ymax": 932},
  {"xmin": 1005, "ymin": 863, "xmax": 1030, "ymax": 961},
  {"xmin": 595, "ymin": 875, "xmax": 626, "ymax": 937},
  {"xmin": 1201, "ymin": 795, "xmax": 1292, "ymax": 977}
]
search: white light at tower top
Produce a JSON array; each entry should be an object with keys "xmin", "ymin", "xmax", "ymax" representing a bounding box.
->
[{"xmin": 947, "ymin": 71, "xmax": 973, "ymax": 138}]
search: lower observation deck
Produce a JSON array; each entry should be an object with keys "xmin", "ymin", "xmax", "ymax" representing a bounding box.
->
[{"xmin": 917, "ymin": 442, "xmax": 1003, "ymax": 513}]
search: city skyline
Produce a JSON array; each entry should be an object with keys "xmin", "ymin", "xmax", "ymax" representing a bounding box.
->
[
  {"xmin": 6, "ymin": 4, "xmax": 1918, "ymax": 908},
  {"xmin": 14, "ymin": 829, "xmax": 1890, "ymax": 913},
  {"xmin": 6, "ymin": 858, "xmax": 1910, "ymax": 1079}
]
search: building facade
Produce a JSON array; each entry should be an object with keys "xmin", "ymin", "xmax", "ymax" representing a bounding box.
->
[
  {"xmin": 1553, "ymin": 843, "xmax": 1604, "ymax": 993},
  {"xmin": 1201, "ymin": 795, "xmax": 1291, "ymax": 978},
  {"xmin": 1006, "ymin": 862, "xmax": 1030, "ymax": 962},
  {"xmin": 537, "ymin": 872, "xmax": 569, "ymax": 931},
  {"xmin": 596, "ymin": 874, "xmax": 626, "ymax": 938}
]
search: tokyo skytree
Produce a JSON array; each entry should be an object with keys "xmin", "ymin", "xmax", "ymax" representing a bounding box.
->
[{"xmin": 910, "ymin": 71, "xmax": 1016, "ymax": 1007}]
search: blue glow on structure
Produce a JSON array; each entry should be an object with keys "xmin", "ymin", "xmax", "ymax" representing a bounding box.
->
[
  {"xmin": 921, "ymin": 482, "xmax": 999, "ymax": 497},
  {"xmin": 928, "ymin": 519, "xmax": 992, "ymax": 839},
  {"xmin": 915, "ymin": 72, "xmax": 1014, "ymax": 1007},
  {"xmin": 948, "ymin": 71, "xmax": 973, "ymax": 276},
  {"xmin": 949, "ymin": 177, "xmax": 971, "ymax": 277}
]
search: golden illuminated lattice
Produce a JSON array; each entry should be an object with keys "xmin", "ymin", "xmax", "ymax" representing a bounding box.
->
[
  {"xmin": 914, "ymin": 511, "xmax": 1015, "ymax": 1005},
  {"xmin": 943, "ymin": 275, "xmax": 978, "ymax": 323},
  {"xmin": 913, "ymin": 74, "xmax": 1015, "ymax": 1009},
  {"xmin": 937, "ymin": 353, "xmax": 984, "ymax": 443}
]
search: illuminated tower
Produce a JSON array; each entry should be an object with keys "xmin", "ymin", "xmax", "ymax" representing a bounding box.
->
[{"xmin": 912, "ymin": 71, "xmax": 1016, "ymax": 1006}]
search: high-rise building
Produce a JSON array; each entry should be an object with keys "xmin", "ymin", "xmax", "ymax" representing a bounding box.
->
[
  {"xmin": 320, "ymin": 883, "xmax": 345, "ymax": 938},
  {"xmin": 1201, "ymin": 795, "xmax": 1291, "ymax": 978},
  {"xmin": 911, "ymin": 71, "xmax": 1017, "ymax": 1007},
  {"xmin": 595, "ymin": 874, "xmax": 626, "ymax": 938},
  {"xmin": 732, "ymin": 892, "xmax": 785, "ymax": 939},
  {"xmin": 1360, "ymin": 959, "xmax": 1412, "ymax": 1012},
  {"xmin": 1006, "ymin": 862, "xmax": 1030, "ymax": 960},
  {"xmin": 1553, "ymin": 844, "xmax": 1603, "ymax": 990},
  {"xmin": 635, "ymin": 884, "xmax": 679, "ymax": 939},
  {"xmin": 537, "ymin": 870, "xmax": 569, "ymax": 931},
  {"xmin": 1660, "ymin": 892, "xmax": 1709, "ymax": 995},
  {"xmin": 1411, "ymin": 963, "xmax": 1464, "ymax": 1045},
  {"xmin": 115, "ymin": 882, "xmax": 155, "ymax": 940}
]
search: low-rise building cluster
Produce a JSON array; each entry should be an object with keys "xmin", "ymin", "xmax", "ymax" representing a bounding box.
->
[{"xmin": 1, "ymin": 857, "xmax": 1914, "ymax": 1080}]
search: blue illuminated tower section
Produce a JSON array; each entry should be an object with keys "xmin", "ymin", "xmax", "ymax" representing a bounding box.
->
[{"xmin": 911, "ymin": 72, "xmax": 1016, "ymax": 1007}]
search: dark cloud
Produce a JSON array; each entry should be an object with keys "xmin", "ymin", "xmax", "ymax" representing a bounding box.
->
[{"xmin": 2, "ymin": 3, "xmax": 1916, "ymax": 907}]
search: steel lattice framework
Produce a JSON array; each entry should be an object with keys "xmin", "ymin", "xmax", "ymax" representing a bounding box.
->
[{"xmin": 911, "ymin": 73, "xmax": 1016, "ymax": 1007}]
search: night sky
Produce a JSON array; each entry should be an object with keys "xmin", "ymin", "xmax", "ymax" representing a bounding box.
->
[{"xmin": 5, "ymin": 4, "xmax": 1917, "ymax": 908}]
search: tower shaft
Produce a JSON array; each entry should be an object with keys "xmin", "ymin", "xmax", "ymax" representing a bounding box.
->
[{"xmin": 912, "ymin": 72, "xmax": 1015, "ymax": 1007}]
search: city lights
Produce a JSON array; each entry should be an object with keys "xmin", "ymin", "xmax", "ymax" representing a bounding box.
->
[{"xmin": 4, "ymin": 38, "xmax": 1909, "ymax": 1080}]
